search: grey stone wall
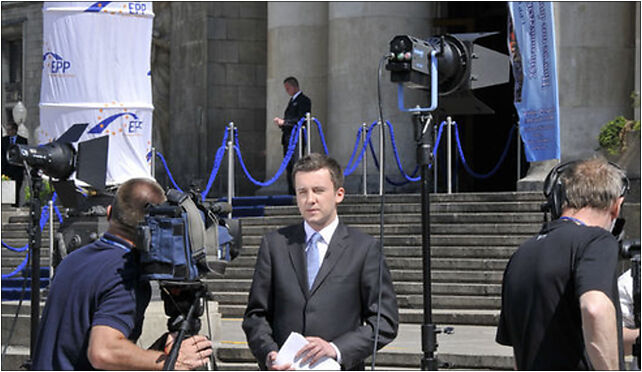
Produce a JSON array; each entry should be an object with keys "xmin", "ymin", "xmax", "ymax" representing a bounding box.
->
[
  {"xmin": 1, "ymin": 1, "xmax": 43, "ymax": 143},
  {"xmin": 555, "ymin": 2, "xmax": 637, "ymax": 162},
  {"xmin": 206, "ymin": 2, "xmax": 267, "ymax": 197}
]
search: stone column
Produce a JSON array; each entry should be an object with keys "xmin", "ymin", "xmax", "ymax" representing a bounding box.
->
[
  {"xmin": 264, "ymin": 3, "xmax": 328, "ymax": 193},
  {"xmin": 327, "ymin": 2, "xmax": 435, "ymax": 193}
]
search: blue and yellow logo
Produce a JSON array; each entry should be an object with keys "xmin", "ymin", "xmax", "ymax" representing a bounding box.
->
[
  {"xmin": 85, "ymin": 2, "xmax": 148, "ymax": 15},
  {"xmin": 87, "ymin": 108, "xmax": 143, "ymax": 135}
]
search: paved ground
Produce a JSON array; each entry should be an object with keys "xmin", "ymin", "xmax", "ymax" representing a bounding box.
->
[{"xmin": 214, "ymin": 317, "xmax": 514, "ymax": 358}]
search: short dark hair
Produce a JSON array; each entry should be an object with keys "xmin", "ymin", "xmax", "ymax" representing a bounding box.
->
[
  {"xmin": 110, "ymin": 178, "xmax": 166, "ymax": 238},
  {"xmin": 292, "ymin": 153, "xmax": 344, "ymax": 190},
  {"xmin": 283, "ymin": 76, "xmax": 299, "ymax": 89}
]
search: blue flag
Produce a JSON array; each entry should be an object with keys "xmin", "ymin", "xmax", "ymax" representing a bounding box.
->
[{"xmin": 508, "ymin": 2, "xmax": 560, "ymax": 161}]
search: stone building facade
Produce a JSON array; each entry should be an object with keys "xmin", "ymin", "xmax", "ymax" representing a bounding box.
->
[{"xmin": 2, "ymin": 1, "xmax": 639, "ymax": 198}]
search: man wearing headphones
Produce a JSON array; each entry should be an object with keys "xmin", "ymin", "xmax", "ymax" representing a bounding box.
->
[{"xmin": 496, "ymin": 157, "xmax": 627, "ymax": 370}]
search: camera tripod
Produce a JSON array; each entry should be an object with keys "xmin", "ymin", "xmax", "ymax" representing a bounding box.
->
[{"xmin": 153, "ymin": 280, "xmax": 217, "ymax": 370}]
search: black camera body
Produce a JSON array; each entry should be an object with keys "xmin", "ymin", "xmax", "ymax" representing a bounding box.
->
[{"xmin": 136, "ymin": 188, "xmax": 239, "ymax": 282}]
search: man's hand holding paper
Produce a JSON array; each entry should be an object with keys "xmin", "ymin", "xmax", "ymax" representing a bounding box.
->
[{"xmin": 274, "ymin": 332, "xmax": 340, "ymax": 370}]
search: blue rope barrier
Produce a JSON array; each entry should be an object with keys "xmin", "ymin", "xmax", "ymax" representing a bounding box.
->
[
  {"xmin": 1, "ymin": 251, "xmax": 29, "ymax": 279},
  {"xmin": 386, "ymin": 121, "xmax": 420, "ymax": 182},
  {"xmin": 453, "ymin": 122, "xmax": 516, "ymax": 179},
  {"xmin": 156, "ymin": 152, "xmax": 184, "ymax": 192},
  {"xmin": 235, "ymin": 118, "xmax": 304, "ymax": 187},
  {"xmin": 367, "ymin": 121, "xmax": 447, "ymax": 186},
  {"xmin": 1, "ymin": 191, "xmax": 63, "ymax": 278},
  {"xmin": 200, "ymin": 130, "xmax": 230, "ymax": 200},
  {"xmin": 312, "ymin": 118, "xmax": 329, "ymax": 155},
  {"xmin": 344, "ymin": 126, "xmax": 364, "ymax": 173},
  {"xmin": 344, "ymin": 121, "xmax": 378, "ymax": 176}
]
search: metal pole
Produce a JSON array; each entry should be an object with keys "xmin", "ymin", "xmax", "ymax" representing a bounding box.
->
[
  {"xmin": 227, "ymin": 122, "xmax": 235, "ymax": 219},
  {"xmin": 28, "ymin": 172, "xmax": 42, "ymax": 358},
  {"xmin": 378, "ymin": 120, "xmax": 385, "ymax": 196},
  {"xmin": 306, "ymin": 113, "xmax": 312, "ymax": 155},
  {"xmin": 433, "ymin": 122, "xmax": 438, "ymax": 193},
  {"xmin": 49, "ymin": 200, "xmax": 54, "ymax": 281},
  {"xmin": 516, "ymin": 123, "xmax": 521, "ymax": 181},
  {"xmin": 298, "ymin": 118, "xmax": 304, "ymax": 159},
  {"xmin": 151, "ymin": 146, "xmax": 156, "ymax": 179},
  {"xmin": 446, "ymin": 116, "xmax": 452, "ymax": 194},
  {"xmin": 362, "ymin": 123, "xmax": 368, "ymax": 196}
]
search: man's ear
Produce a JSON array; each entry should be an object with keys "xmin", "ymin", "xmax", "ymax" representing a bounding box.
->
[
  {"xmin": 106, "ymin": 205, "xmax": 112, "ymax": 221},
  {"xmin": 611, "ymin": 196, "xmax": 624, "ymax": 219}
]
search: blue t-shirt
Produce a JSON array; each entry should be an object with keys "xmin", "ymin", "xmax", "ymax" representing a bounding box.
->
[{"xmin": 32, "ymin": 233, "xmax": 151, "ymax": 370}]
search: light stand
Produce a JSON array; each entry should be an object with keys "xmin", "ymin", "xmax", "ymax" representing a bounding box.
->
[{"xmin": 26, "ymin": 168, "xmax": 43, "ymax": 363}]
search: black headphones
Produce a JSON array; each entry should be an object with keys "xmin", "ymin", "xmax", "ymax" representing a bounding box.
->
[{"xmin": 542, "ymin": 160, "xmax": 630, "ymax": 220}]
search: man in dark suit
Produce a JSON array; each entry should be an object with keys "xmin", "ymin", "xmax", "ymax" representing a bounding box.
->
[
  {"xmin": 273, "ymin": 76, "xmax": 311, "ymax": 195},
  {"xmin": 243, "ymin": 153, "xmax": 399, "ymax": 370},
  {"xmin": 2, "ymin": 122, "xmax": 28, "ymax": 207}
]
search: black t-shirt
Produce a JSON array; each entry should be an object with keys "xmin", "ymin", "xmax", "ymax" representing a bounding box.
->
[
  {"xmin": 32, "ymin": 233, "xmax": 151, "ymax": 370},
  {"xmin": 496, "ymin": 219, "xmax": 624, "ymax": 370}
]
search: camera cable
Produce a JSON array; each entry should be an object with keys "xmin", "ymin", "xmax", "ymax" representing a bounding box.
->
[{"xmin": 371, "ymin": 52, "xmax": 393, "ymax": 371}]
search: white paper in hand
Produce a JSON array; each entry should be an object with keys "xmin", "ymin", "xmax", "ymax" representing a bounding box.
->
[{"xmin": 274, "ymin": 332, "xmax": 341, "ymax": 370}]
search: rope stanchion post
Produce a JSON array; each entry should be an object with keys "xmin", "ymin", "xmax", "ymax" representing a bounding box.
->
[
  {"xmin": 151, "ymin": 146, "xmax": 156, "ymax": 179},
  {"xmin": 447, "ymin": 116, "xmax": 453, "ymax": 194},
  {"xmin": 361, "ymin": 122, "xmax": 368, "ymax": 195},
  {"xmin": 48, "ymin": 200, "xmax": 54, "ymax": 281},
  {"xmin": 433, "ymin": 122, "xmax": 438, "ymax": 193},
  {"xmin": 227, "ymin": 122, "xmax": 235, "ymax": 219},
  {"xmin": 516, "ymin": 122, "xmax": 521, "ymax": 181},
  {"xmin": 298, "ymin": 117, "xmax": 305, "ymax": 159},
  {"xmin": 306, "ymin": 113, "xmax": 312, "ymax": 155},
  {"xmin": 378, "ymin": 120, "xmax": 385, "ymax": 196}
]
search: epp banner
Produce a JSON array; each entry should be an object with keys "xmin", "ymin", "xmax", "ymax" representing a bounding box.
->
[
  {"xmin": 508, "ymin": 2, "xmax": 560, "ymax": 162},
  {"xmin": 40, "ymin": 1, "xmax": 154, "ymax": 186}
]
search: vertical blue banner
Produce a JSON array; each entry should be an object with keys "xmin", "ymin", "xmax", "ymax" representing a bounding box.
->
[{"xmin": 508, "ymin": 2, "xmax": 560, "ymax": 161}]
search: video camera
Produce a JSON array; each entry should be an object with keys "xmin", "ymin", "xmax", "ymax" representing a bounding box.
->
[{"xmin": 136, "ymin": 188, "xmax": 241, "ymax": 281}]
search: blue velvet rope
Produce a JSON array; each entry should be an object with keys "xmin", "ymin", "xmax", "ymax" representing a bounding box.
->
[
  {"xmin": 1, "ymin": 192, "xmax": 63, "ymax": 279},
  {"xmin": 201, "ymin": 130, "xmax": 231, "ymax": 200},
  {"xmin": 312, "ymin": 118, "xmax": 329, "ymax": 155},
  {"xmin": 344, "ymin": 121, "xmax": 378, "ymax": 176},
  {"xmin": 235, "ymin": 118, "xmax": 304, "ymax": 187},
  {"xmin": 368, "ymin": 121, "xmax": 446, "ymax": 185},
  {"xmin": 453, "ymin": 122, "xmax": 516, "ymax": 179},
  {"xmin": 156, "ymin": 151, "xmax": 185, "ymax": 192}
]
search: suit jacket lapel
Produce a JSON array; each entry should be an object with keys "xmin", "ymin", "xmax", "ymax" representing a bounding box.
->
[
  {"xmin": 288, "ymin": 223, "xmax": 309, "ymax": 298},
  {"xmin": 309, "ymin": 223, "xmax": 349, "ymax": 296}
]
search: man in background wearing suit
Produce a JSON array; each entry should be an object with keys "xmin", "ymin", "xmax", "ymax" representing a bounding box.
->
[
  {"xmin": 273, "ymin": 76, "xmax": 311, "ymax": 195},
  {"xmin": 2, "ymin": 122, "xmax": 28, "ymax": 207},
  {"xmin": 243, "ymin": 153, "xmax": 399, "ymax": 370}
]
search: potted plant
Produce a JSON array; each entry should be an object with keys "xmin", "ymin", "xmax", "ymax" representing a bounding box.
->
[
  {"xmin": 1, "ymin": 174, "xmax": 16, "ymax": 205},
  {"xmin": 597, "ymin": 92, "xmax": 641, "ymax": 177}
]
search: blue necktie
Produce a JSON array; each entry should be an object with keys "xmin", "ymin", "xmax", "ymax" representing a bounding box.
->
[{"xmin": 306, "ymin": 232, "xmax": 322, "ymax": 289}]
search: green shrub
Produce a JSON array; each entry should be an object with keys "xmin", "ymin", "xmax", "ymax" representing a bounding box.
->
[{"xmin": 24, "ymin": 179, "xmax": 54, "ymax": 202}]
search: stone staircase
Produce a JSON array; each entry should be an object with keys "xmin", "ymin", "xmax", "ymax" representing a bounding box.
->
[
  {"xmin": 206, "ymin": 192, "xmax": 545, "ymax": 328},
  {"xmin": 0, "ymin": 192, "xmax": 546, "ymax": 370}
]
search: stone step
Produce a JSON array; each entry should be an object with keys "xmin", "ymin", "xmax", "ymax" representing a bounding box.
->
[
  {"xmin": 219, "ymin": 268, "xmax": 503, "ymax": 283},
  {"xmin": 206, "ymin": 279, "xmax": 500, "ymax": 296},
  {"xmin": 240, "ymin": 212, "xmax": 544, "ymax": 225},
  {"xmin": 265, "ymin": 202, "xmax": 543, "ymax": 215},
  {"xmin": 1, "ymin": 314, "xmax": 31, "ymax": 348},
  {"xmin": 2, "ymin": 223, "xmax": 60, "ymax": 231},
  {"xmin": 340, "ymin": 192, "xmax": 542, "ymax": 204},
  {"xmin": 0, "ymin": 346, "xmax": 30, "ymax": 370},
  {"xmin": 398, "ymin": 295, "xmax": 500, "ymax": 310},
  {"xmin": 239, "ymin": 235, "xmax": 529, "ymax": 247},
  {"xmin": 226, "ymin": 256, "xmax": 509, "ymax": 271},
  {"xmin": 236, "ymin": 246, "xmax": 517, "ymax": 259},
  {"xmin": 240, "ymin": 223, "xmax": 539, "ymax": 236},
  {"xmin": 399, "ymin": 309, "xmax": 500, "ymax": 325}
]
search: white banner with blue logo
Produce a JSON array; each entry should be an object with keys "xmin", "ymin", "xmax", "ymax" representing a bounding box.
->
[
  {"xmin": 508, "ymin": 2, "xmax": 560, "ymax": 162},
  {"xmin": 40, "ymin": 1, "xmax": 154, "ymax": 186}
]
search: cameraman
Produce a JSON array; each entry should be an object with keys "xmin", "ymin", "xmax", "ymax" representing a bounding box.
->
[
  {"xmin": 32, "ymin": 178, "xmax": 213, "ymax": 370},
  {"xmin": 496, "ymin": 157, "xmax": 626, "ymax": 370}
]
